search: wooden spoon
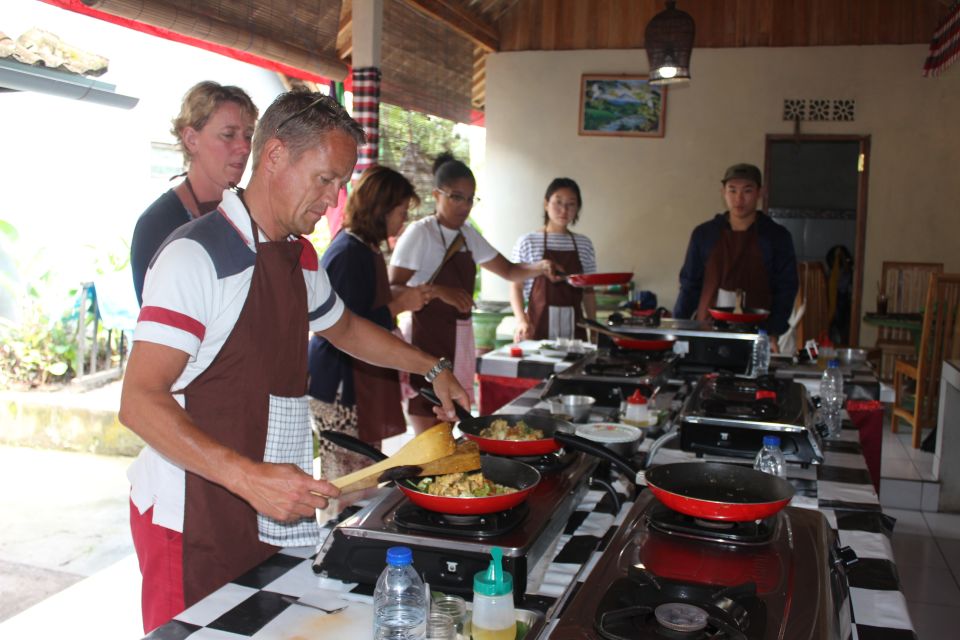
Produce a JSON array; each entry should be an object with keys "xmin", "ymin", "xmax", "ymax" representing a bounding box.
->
[
  {"xmin": 377, "ymin": 440, "xmax": 482, "ymax": 485},
  {"xmin": 734, "ymin": 289, "xmax": 745, "ymax": 315},
  {"xmin": 325, "ymin": 423, "xmax": 456, "ymax": 494}
]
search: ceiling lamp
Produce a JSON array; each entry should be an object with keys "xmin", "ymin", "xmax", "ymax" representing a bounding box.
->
[{"xmin": 645, "ymin": 1, "xmax": 695, "ymax": 85}]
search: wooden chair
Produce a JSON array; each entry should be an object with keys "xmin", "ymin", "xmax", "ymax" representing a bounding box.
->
[
  {"xmin": 796, "ymin": 261, "xmax": 830, "ymax": 347},
  {"xmin": 876, "ymin": 261, "xmax": 944, "ymax": 380},
  {"xmin": 891, "ymin": 273, "xmax": 960, "ymax": 448}
]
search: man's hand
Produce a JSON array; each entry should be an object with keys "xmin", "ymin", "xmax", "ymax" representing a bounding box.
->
[
  {"xmin": 429, "ymin": 369, "xmax": 470, "ymax": 422},
  {"xmin": 514, "ymin": 316, "xmax": 532, "ymax": 342},
  {"xmin": 232, "ymin": 460, "xmax": 341, "ymax": 521},
  {"xmin": 433, "ymin": 285, "xmax": 474, "ymax": 314},
  {"xmin": 538, "ymin": 259, "xmax": 564, "ymax": 282}
]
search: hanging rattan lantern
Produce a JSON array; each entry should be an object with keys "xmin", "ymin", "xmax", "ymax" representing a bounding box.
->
[{"xmin": 645, "ymin": 1, "xmax": 695, "ymax": 85}]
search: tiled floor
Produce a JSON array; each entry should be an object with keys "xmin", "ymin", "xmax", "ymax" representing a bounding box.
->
[{"xmin": 881, "ymin": 418, "xmax": 960, "ymax": 639}]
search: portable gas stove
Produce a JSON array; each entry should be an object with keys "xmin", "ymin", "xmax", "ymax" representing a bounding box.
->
[
  {"xmin": 543, "ymin": 350, "xmax": 674, "ymax": 408},
  {"xmin": 550, "ymin": 490, "xmax": 855, "ymax": 639},
  {"xmin": 607, "ymin": 316, "xmax": 758, "ymax": 376},
  {"xmin": 315, "ymin": 452, "xmax": 597, "ymax": 601},
  {"xmin": 678, "ymin": 374, "xmax": 824, "ymax": 466}
]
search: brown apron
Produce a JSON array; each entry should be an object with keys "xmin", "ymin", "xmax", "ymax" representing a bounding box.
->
[
  {"xmin": 353, "ymin": 251, "xmax": 405, "ymax": 441},
  {"xmin": 696, "ymin": 218, "xmax": 772, "ymax": 321},
  {"xmin": 180, "ymin": 211, "xmax": 309, "ymax": 607},
  {"xmin": 408, "ymin": 220, "xmax": 476, "ymax": 417},
  {"xmin": 527, "ymin": 230, "xmax": 586, "ymax": 340}
]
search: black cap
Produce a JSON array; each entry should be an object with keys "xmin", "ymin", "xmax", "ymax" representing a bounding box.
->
[{"xmin": 722, "ymin": 163, "xmax": 762, "ymax": 187}]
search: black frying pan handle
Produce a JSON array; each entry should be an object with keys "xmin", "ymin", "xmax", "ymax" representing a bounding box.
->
[
  {"xmin": 319, "ymin": 430, "xmax": 388, "ymax": 462},
  {"xmin": 417, "ymin": 387, "xmax": 473, "ymax": 422},
  {"xmin": 552, "ymin": 431, "xmax": 638, "ymax": 482}
]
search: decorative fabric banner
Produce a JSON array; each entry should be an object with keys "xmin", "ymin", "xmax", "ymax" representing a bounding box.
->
[
  {"xmin": 352, "ymin": 67, "xmax": 381, "ymax": 181},
  {"xmin": 923, "ymin": 1, "xmax": 960, "ymax": 77}
]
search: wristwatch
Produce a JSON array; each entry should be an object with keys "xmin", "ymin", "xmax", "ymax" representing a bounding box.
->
[{"xmin": 424, "ymin": 357, "xmax": 453, "ymax": 383}]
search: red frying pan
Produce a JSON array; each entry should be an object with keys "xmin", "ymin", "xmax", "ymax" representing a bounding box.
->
[
  {"xmin": 580, "ymin": 318, "xmax": 675, "ymax": 352},
  {"xmin": 551, "ymin": 433, "xmax": 794, "ymax": 522},
  {"xmin": 644, "ymin": 462, "xmax": 794, "ymax": 521},
  {"xmin": 397, "ymin": 456, "xmax": 541, "ymax": 515},
  {"xmin": 418, "ymin": 388, "xmax": 575, "ymax": 456},
  {"xmin": 612, "ymin": 337, "xmax": 676, "ymax": 351},
  {"xmin": 565, "ymin": 272, "xmax": 633, "ymax": 287},
  {"xmin": 321, "ymin": 430, "xmax": 541, "ymax": 514},
  {"xmin": 708, "ymin": 307, "xmax": 770, "ymax": 324}
]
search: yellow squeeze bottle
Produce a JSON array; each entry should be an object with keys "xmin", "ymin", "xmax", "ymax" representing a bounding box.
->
[{"xmin": 472, "ymin": 547, "xmax": 517, "ymax": 640}]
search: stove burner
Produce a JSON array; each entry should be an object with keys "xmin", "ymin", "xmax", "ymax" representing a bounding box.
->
[
  {"xmin": 712, "ymin": 374, "xmax": 780, "ymax": 394},
  {"xmin": 647, "ymin": 501, "xmax": 775, "ymax": 544},
  {"xmin": 594, "ymin": 576, "xmax": 757, "ymax": 640},
  {"xmin": 509, "ymin": 450, "xmax": 577, "ymax": 473},
  {"xmin": 392, "ymin": 501, "xmax": 528, "ymax": 538},
  {"xmin": 692, "ymin": 519, "xmax": 735, "ymax": 531},
  {"xmin": 585, "ymin": 360, "xmax": 651, "ymax": 377},
  {"xmin": 700, "ymin": 398, "xmax": 780, "ymax": 420},
  {"xmin": 654, "ymin": 603, "xmax": 709, "ymax": 633}
]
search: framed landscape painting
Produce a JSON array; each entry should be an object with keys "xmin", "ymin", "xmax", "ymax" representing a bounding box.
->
[{"xmin": 579, "ymin": 74, "xmax": 667, "ymax": 137}]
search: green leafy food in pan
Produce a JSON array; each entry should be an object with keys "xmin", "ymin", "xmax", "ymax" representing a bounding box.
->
[{"xmin": 413, "ymin": 471, "xmax": 517, "ymax": 498}]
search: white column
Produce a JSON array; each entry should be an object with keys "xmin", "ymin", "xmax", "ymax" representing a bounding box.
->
[{"xmin": 352, "ymin": 0, "xmax": 383, "ymax": 69}]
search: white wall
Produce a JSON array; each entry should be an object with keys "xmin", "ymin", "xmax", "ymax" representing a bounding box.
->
[
  {"xmin": 478, "ymin": 45, "xmax": 960, "ymax": 343},
  {"xmin": 1, "ymin": 0, "xmax": 285, "ymax": 315}
]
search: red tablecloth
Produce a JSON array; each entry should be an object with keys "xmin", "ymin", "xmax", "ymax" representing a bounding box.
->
[
  {"xmin": 847, "ymin": 399, "xmax": 884, "ymax": 492},
  {"xmin": 477, "ymin": 374, "xmax": 541, "ymax": 415}
]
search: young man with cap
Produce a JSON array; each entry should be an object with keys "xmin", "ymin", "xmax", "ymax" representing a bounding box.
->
[{"xmin": 673, "ymin": 163, "xmax": 798, "ymax": 343}]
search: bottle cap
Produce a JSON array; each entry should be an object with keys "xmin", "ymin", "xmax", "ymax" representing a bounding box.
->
[
  {"xmin": 386, "ymin": 546, "xmax": 413, "ymax": 566},
  {"xmin": 762, "ymin": 435, "xmax": 781, "ymax": 447},
  {"xmin": 627, "ymin": 390, "xmax": 648, "ymax": 405},
  {"xmin": 828, "ymin": 358, "xmax": 840, "ymax": 368},
  {"xmin": 474, "ymin": 547, "xmax": 513, "ymax": 597}
]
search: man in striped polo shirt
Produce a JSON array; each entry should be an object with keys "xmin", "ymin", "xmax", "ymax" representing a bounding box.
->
[{"xmin": 119, "ymin": 91, "xmax": 468, "ymax": 632}]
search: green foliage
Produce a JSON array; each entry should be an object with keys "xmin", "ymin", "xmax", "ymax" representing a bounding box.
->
[
  {"xmin": 378, "ymin": 102, "xmax": 470, "ymax": 222},
  {"xmin": 0, "ymin": 217, "xmax": 130, "ymax": 389},
  {"xmin": 0, "ymin": 298, "xmax": 76, "ymax": 388}
]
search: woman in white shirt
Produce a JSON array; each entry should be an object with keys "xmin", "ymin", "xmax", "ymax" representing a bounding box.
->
[
  {"xmin": 510, "ymin": 178, "xmax": 597, "ymax": 341},
  {"xmin": 390, "ymin": 153, "xmax": 557, "ymax": 432}
]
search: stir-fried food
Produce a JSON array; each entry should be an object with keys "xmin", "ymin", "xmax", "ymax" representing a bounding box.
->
[
  {"xmin": 414, "ymin": 471, "xmax": 517, "ymax": 498},
  {"xmin": 479, "ymin": 418, "xmax": 544, "ymax": 441}
]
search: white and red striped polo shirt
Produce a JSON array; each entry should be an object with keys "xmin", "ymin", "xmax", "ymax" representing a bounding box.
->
[{"xmin": 128, "ymin": 189, "xmax": 344, "ymax": 532}]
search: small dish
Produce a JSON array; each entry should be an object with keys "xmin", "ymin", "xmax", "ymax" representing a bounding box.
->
[{"xmin": 576, "ymin": 422, "xmax": 645, "ymax": 457}]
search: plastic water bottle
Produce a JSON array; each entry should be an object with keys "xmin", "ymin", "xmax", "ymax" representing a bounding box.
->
[
  {"xmin": 374, "ymin": 546, "xmax": 427, "ymax": 640},
  {"xmin": 753, "ymin": 435, "xmax": 787, "ymax": 478},
  {"xmin": 751, "ymin": 329, "xmax": 771, "ymax": 377},
  {"xmin": 819, "ymin": 359, "xmax": 845, "ymax": 438}
]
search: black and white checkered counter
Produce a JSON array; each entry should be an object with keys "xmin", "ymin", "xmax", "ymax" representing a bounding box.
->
[
  {"xmin": 497, "ymin": 383, "xmax": 916, "ymax": 640},
  {"xmin": 146, "ymin": 383, "xmax": 914, "ymax": 640}
]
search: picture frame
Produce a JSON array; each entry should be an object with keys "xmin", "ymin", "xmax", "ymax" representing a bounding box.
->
[{"xmin": 579, "ymin": 74, "xmax": 667, "ymax": 137}]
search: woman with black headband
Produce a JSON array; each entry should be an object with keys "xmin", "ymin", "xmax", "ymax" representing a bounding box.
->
[{"xmin": 130, "ymin": 81, "xmax": 257, "ymax": 305}]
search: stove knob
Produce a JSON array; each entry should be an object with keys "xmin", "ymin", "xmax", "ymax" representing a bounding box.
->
[
  {"xmin": 445, "ymin": 561, "xmax": 459, "ymax": 574},
  {"xmin": 719, "ymin": 431, "xmax": 730, "ymax": 442}
]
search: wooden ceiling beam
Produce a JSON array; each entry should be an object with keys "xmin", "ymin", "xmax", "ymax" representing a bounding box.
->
[{"xmin": 400, "ymin": 0, "xmax": 500, "ymax": 51}]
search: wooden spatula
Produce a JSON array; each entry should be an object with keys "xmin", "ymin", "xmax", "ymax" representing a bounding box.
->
[
  {"xmin": 325, "ymin": 423, "xmax": 457, "ymax": 494},
  {"xmin": 377, "ymin": 440, "xmax": 482, "ymax": 485}
]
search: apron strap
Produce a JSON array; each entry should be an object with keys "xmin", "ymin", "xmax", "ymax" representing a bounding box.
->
[{"xmin": 428, "ymin": 217, "xmax": 466, "ymax": 284}]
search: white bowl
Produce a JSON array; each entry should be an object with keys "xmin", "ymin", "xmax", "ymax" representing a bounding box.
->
[{"xmin": 576, "ymin": 422, "xmax": 645, "ymax": 457}]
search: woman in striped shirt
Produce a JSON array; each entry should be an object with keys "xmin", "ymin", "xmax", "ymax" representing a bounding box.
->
[{"xmin": 510, "ymin": 178, "xmax": 597, "ymax": 341}]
